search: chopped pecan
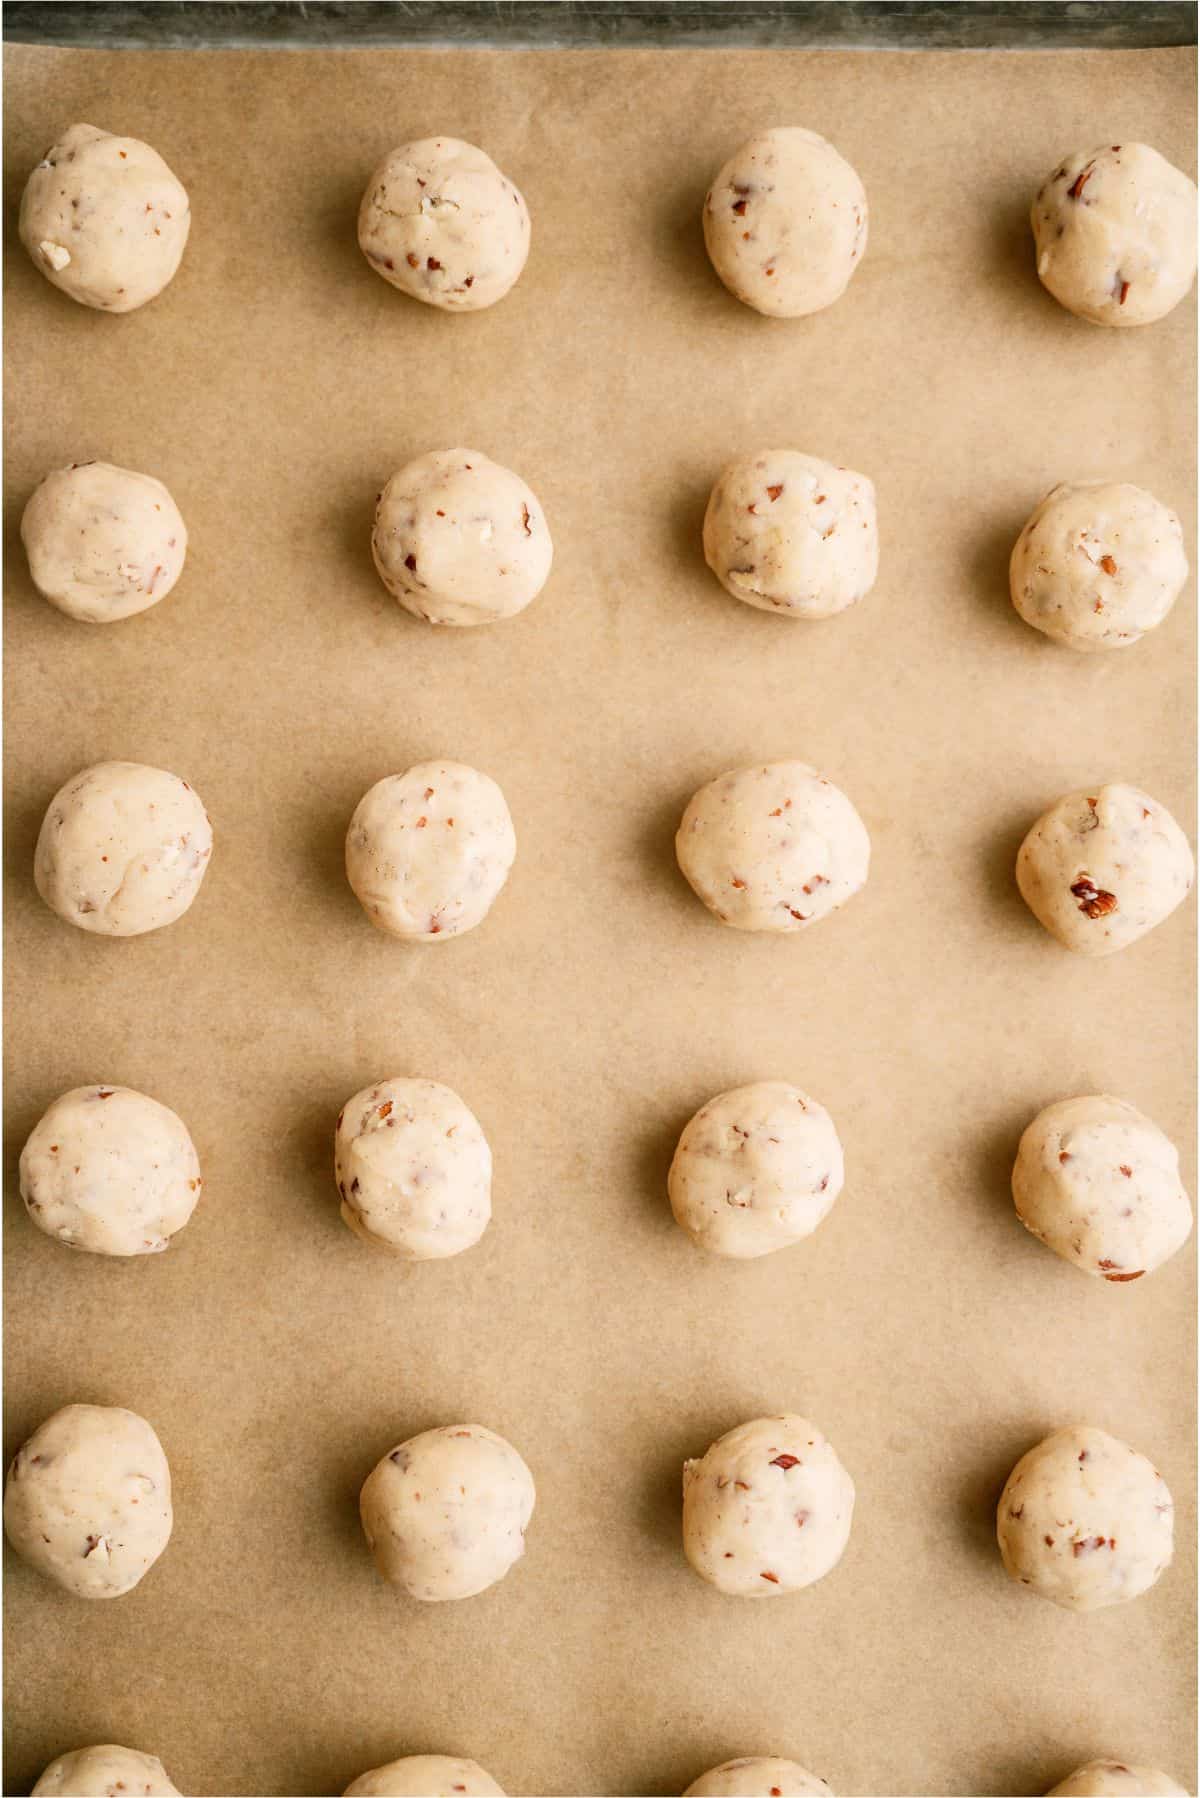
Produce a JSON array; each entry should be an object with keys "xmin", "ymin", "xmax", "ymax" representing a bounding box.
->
[{"xmin": 1070, "ymin": 877, "xmax": 1117, "ymax": 918}]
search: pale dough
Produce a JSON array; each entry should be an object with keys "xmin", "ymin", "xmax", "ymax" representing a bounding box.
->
[
  {"xmin": 360, "ymin": 1423, "xmax": 535, "ymax": 1601},
  {"xmin": 1016, "ymin": 783, "xmax": 1194, "ymax": 956},
  {"xmin": 343, "ymin": 1756, "xmax": 505, "ymax": 1797},
  {"xmin": 20, "ymin": 123, "xmax": 189, "ymax": 312},
  {"xmin": 4, "ymin": 1403, "xmax": 172, "ymax": 1598},
  {"xmin": 372, "ymin": 450, "xmax": 551, "ymax": 626},
  {"xmin": 1010, "ymin": 482, "xmax": 1187, "ymax": 651},
  {"xmin": 996, "ymin": 1425, "xmax": 1173, "ymax": 1611},
  {"xmin": 1031, "ymin": 143, "xmax": 1198, "ymax": 327},
  {"xmin": 676, "ymin": 762, "xmax": 869, "ymax": 933},
  {"xmin": 703, "ymin": 127, "xmax": 867, "ymax": 318},
  {"xmin": 703, "ymin": 451, "xmax": 878, "ymax": 619},
  {"xmin": 335, "ymin": 1077, "xmax": 491, "ymax": 1259},
  {"xmin": 682, "ymin": 1415, "xmax": 854, "ymax": 1596},
  {"xmin": 34, "ymin": 761, "xmax": 213, "ymax": 937},
  {"xmin": 21, "ymin": 461, "xmax": 188, "ymax": 624},
  {"xmin": 32, "ymin": 1745, "xmax": 180, "ymax": 1797},
  {"xmin": 345, "ymin": 762, "xmax": 515, "ymax": 942},
  {"xmin": 20, "ymin": 1082, "xmax": 202, "ymax": 1257},
  {"xmin": 1047, "ymin": 1764, "xmax": 1188, "ymax": 1797},
  {"xmin": 358, "ymin": 137, "xmax": 530, "ymax": 311},
  {"xmin": 668, "ymin": 1081, "xmax": 844, "ymax": 1259},
  {"xmin": 684, "ymin": 1758, "xmax": 833, "ymax": 1797},
  {"xmin": 1012, "ymin": 1095, "xmax": 1192, "ymax": 1282}
]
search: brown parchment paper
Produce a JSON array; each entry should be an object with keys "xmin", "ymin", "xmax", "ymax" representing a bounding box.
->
[{"xmin": 2, "ymin": 41, "xmax": 1195, "ymax": 1798}]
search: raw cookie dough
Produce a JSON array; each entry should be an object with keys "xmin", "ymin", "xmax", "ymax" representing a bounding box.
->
[
  {"xmin": 1015, "ymin": 784, "xmax": 1194, "ymax": 956},
  {"xmin": 676, "ymin": 762, "xmax": 869, "ymax": 933},
  {"xmin": 1031, "ymin": 143, "xmax": 1198, "ymax": 327},
  {"xmin": 32, "ymin": 1745, "xmax": 180, "ymax": 1796},
  {"xmin": 1047, "ymin": 1764, "xmax": 1188, "ymax": 1797},
  {"xmin": 21, "ymin": 461, "xmax": 188, "ymax": 624},
  {"xmin": 4, "ymin": 1403, "xmax": 172, "ymax": 1598},
  {"xmin": 703, "ymin": 127, "xmax": 867, "ymax": 318},
  {"xmin": 1012, "ymin": 1095, "xmax": 1192, "ymax": 1282},
  {"xmin": 372, "ymin": 450, "xmax": 551, "ymax": 625},
  {"xmin": 20, "ymin": 123, "xmax": 190, "ymax": 312},
  {"xmin": 684, "ymin": 1758, "xmax": 834, "ymax": 1797},
  {"xmin": 682, "ymin": 1415, "xmax": 854, "ymax": 1596},
  {"xmin": 358, "ymin": 136, "xmax": 530, "ymax": 311},
  {"xmin": 34, "ymin": 761, "xmax": 213, "ymax": 937},
  {"xmin": 1009, "ymin": 482, "xmax": 1187, "ymax": 651},
  {"xmin": 996, "ymin": 1425, "xmax": 1173, "ymax": 1611},
  {"xmin": 360, "ymin": 1423, "xmax": 535, "ymax": 1601},
  {"xmin": 668, "ymin": 1081, "xmax": 844, "ymax": 1258},
  {"xmin": 703, "ymin": 451, "xmax": 878, "ymax": 619},
  {"xmin": 20, "ymin": 1082, "xmax": 202, "ymax": 1257},
  {"xmin": 335, "ymin": 1077, "xmax": 491, "ymax": 1259},
  {"xmin": 343, "ymin": 1756, "xmax": 505, "ymax": 1797},
  {"xmin": 345, "ymin": 761, "xmax": 515, "ymax": 942}
]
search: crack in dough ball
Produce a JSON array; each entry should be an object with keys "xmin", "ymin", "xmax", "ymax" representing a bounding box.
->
[
  {"xmin": 4, "ymin": 1403, "xmax": 172, "ymax": 1598},
  {"xmin": 335, "ymin": 1077, "xmax": 491, "ymax": 1260},
  {"xmin": 21, "ymin": 1083, "xmax": 202, "ymax": 1257},
  {"xmin": 682, "ymin": 1415, "xmax": 854, "ymax": 1596},
  {"xmin": 372, "ymin": 450, "xmax": 551, "ymax": 626},
  {"xmin": 1047, "ymin": 1763, "xmax": 1188, "ymax": 1797},
  {"xmin": 22, "ymin": 461, "xmax": 188, "ymax": 624},
  {"xmin": 676, "ymin": 762, "xmax": 869, "ymax": 933},
  {"xmin": 996, "ymin": 1425, "xmax": 1173, "ymax": 1611},
  {"xmin": 32, "ymin": 1744, "xmax": 180, "ymax": 1796},
  {"xmin": 703, "ymin": 451, "xmax": 877, "ymax": 619},
  {"xmin": 1010, "ymin": 482, "xmax": 1187, "ymax": 651},
  {"xmin": 1012, "ymin": 1095, "xmax": 1192, "ymax": 1283},
  {"xmin": 668, "ymin": 1081, "xmax": 844, "ymax": 1259},
  {"xmin": 684, "ymin": 1758, "xmax": 834, "ymax": 1797},
  {"xmin": 19, "ymin": 123, "xmax": 189, "ymax": 313},
  {"xmin": 1031, "ymin": 143, "xmax": 1197, "ymax": 328},
  {"xmin": 703, "ymin": 127, "xmax": 867, "ymax": 318},
  {"xmin": 343, "ymin": 1756, "xmax": 505, "ymax": 1797},
  {"xmin": 1016, "ymin": 783, "xmax": 1193, "ymax": 957},
  {"xmin": 345, "ymin": 762, "xmax": 515, "ymax": 942},
  {"xmin": 360, "ymin": 1424, "xmax": 535, "ymax": 1601},
  {"xmin": 358, "ymin": 136, "xmax": 530, "ymax": 311},
  {"xmin": 34, "ymin": 761, "xmax": 213, "ymax": 937}
]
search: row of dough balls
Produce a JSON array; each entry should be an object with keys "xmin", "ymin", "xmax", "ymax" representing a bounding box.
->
[
  {"xmin": 19, "ymin": 450, "xmax": 1190, "ymax": 652},
  {"xmin": 19, "ymin": 122, "xmax": 1199, "ymax": 328},
  {"xmin": 30, "ymin": 758, "xmax": 1195, "ymax": 956}
]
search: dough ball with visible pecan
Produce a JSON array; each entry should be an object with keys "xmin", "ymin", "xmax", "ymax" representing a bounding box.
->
[
  {"xmin": 1047, "ymin": 1763, "xmax": 1188, "ymax": 1797},
  {"xmin": 703, "ymin": 451, "xmax": 877, "ymax": 619},
  {"xmin": 335, "ymin": 1076, "xmax": 491, "ymax": 1260},
  {"xmin": 33, "ymin": 1745, "xmax": 180, "ymax": 1797},
  {"xmin": 35, "ymin": 761, "xmax": 213, "ymax": 937},
  {"xmin": 372, "ymin": 450, "xmax": 551, "ymax": 626},
  {"xmin": 703, "ymin": 127, "xmax": 867, "ymax": 318},
  {"xmin": 360, "ymin": 1423, "xmax": 535, "ymax": 1601},
  {"xmin": 20, "ymin": 123, "xmax": 189, "ymax": 312},
  {"xmin": 1016, "ymin": 783, "xmax": 1193, "ymax": 956},
  {"xmin": 684, "ymin": 1758, "xmax": 834, "ymax": 1797},
  {"xmin": 343, "ymin": 1756, "xmax": 505, "ymax": 1797},
  {"xmin": 1031, "ymin": 143, "xmax": 1197, "ymax": 327},
  {"xmin": 22, "ymin": 461, "xmax": 187, "ymax": 624},
  {"xmin": 4, "ymin": 1403, "xmax": 172, "ymax": 1599},
  {"xmin": 996, "ymin": 1425, "xmax": 1173, "ymax": 1611},
  {"xmin": 358, "ymin": 136, "xmax": 529, "ymax": 311},
  {"xmin": 1012, "ymin": 1095, "xmax": 1192, "ymax": 1283},
  {"xmin": 682, "ymin": 1415, "xmax": 854, "ymax": 1597}
]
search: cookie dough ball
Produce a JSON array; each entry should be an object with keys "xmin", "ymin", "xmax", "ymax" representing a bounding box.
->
[
  {"xmin": 703, "ymin": 127, "xmax": 867, "ymax": 318},
  {"xmin": 4, "ymin": 1403, "xmax": 172, "ymax": 1598},
  {"xmin": 685, "ymin": 1758, "xmax": 833, "ymax": 1797},
  {"xmin": 345, "ymin": 761, "xmax": 515, "ymax": 942},
  {"xmin": 358, "ymin": 136, "xmax": 529, "ymax": 311},
  {"xmin": 682, "ymin": 1415, "xmax": 854, "ymax": 1596},
  {"xmin": 344, "ymin": 1757, "xmax": 505, "ymax": 1797},
  {"xmin": 676, "ymin": 762, "xmax": 869, "ymax": 933},
  {"xmin": 1031, "ymin": 143, "xmax": 1197, "ymax": 327},
  {"xmin": 1012, "ymin": 1095, "xmax": 1192, "ymax": 1282},
  {"xmin": 372, "ymin": 450, "xmax": 551, "ymax": 626},
  {"xmin": 360, "ymin": 1423, "xmax": 535, "ymax": 1601},
  {"xmin": 20, "ymin": 123, "xmax": 190, "ymax": 313},
  {"xmin": 1010, "ymin": 482, "xmax": 1188, "ymax": 651},
  {"xmin": 34, "ymin": 761, "xmax": 212, "ymax": 938},
  {"xmin": 1048, "ymin": 1764, "xmax": 1188, "ymax": 1797},
  {"xmin": 33, "ymin": 1745, "xmax": 180, "ymax": 1796},
  {"xmin": 335, "ymin": 1077, "xmax": 491, "ymax": 1259},
  {"xmin": 668, "ymin": 1081, "xmax": 844, "ymax": 1259},
  {"xmin": 996, "ymin": 1425, "xmax": 1173, "ymax": 1611},
  {"xmin": 1016, "ymin": 784, "xmax": 1193, "ymax": 956},
  {"xmin": 20, "ymin": 1083, "xmax": 202, "ymax": 1257},
  {"xmin": 703, "ymin": 451, "xmax": 878, "ymax": 619},
  {"xmin": 21, "ymin": 461, "xmax": 188, "ymax": 624}
]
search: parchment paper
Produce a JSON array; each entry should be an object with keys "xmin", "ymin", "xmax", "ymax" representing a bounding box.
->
[{"xmin": 3, "ymin": 42, "xmax": 1195, "ymax": 1798}]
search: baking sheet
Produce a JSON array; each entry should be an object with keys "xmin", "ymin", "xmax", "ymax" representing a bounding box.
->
[{"xmin": 2, "ymin": 42, "xmax": 1195, "ymax": 1798}]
